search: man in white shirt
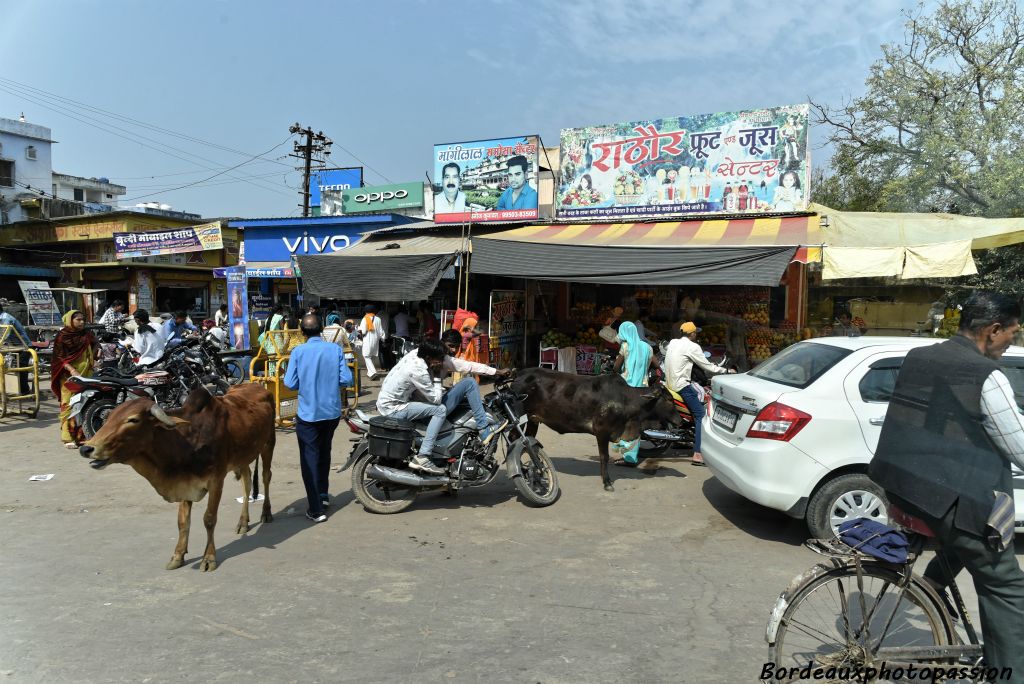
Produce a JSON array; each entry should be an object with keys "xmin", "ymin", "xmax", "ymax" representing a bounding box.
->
[
  {"xmin": 434, "ymin": 162, "xmax": 467, "ymax": 214},
  {"xmin": 130, "ymin": 309, "xmax": 167, "ymax": 366},
  {"xmin": 377, "ymin": 337, "xmax": 507, "ymax": 474},
  {"xmin": 664, "ymin": 321, "xmax": 733, "ymax": 466}
]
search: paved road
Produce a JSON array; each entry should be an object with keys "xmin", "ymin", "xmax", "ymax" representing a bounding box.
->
[{"xmin": 0, "ymin": 392, "xmax": 994, "ymax": 683}]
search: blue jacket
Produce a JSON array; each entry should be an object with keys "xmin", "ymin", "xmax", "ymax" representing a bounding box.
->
[{"xmin": 284, "ymin": 337, "xmax": 353, "ymax": 422}]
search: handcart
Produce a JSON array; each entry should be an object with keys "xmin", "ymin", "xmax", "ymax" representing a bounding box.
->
[{"xmin": 0, "ymin": 324, "xmax": 40, "ymax": 418}]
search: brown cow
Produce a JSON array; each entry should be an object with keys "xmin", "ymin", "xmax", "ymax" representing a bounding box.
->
[
  {"xmin": 512, "ymin": 369, "xmax": 682, "ymax": 491},
  {"xmin": 79, "ymin": 384, "xmax": 276, "ymax": 571}
]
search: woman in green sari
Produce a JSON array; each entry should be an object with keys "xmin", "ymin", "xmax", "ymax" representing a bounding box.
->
[{"xmin": 50, "ymin": 310, "xmax": 98, "ymax": 448}]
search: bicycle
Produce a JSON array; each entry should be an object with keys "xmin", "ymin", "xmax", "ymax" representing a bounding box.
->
[{"xmin": 764, "ymin": 505, "xmax": 1005, "ymax": 683}]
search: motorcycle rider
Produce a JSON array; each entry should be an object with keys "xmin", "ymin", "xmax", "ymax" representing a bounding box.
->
[
  {"xmin": 163, "ymin": 310, "xmax": 198, "ymax": 349},
  {"xmin": 377, "ymin": 337, "xmax": 509, "ymax": 475},
  {"xmin": 131, "ymin": 309, "xmax": 167, "ymax": 366}
]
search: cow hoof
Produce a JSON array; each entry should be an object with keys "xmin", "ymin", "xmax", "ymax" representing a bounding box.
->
[
  {"xmin": 603, "ymin": 483, "xmax": 615, "ymax": 492},
  {"xmin": 236, "ymin": 522, "xmax": 248, "ymax": 535},
  {"xmin": 260, "ymin": 512, "xmax": 274, "ymax": 523},
  {"xmin": 166, "ymin": 558, "xmax": 184, "ymax": 570},
  {"xmin": 199, "ymin": 558, "xmax": 218, "ymax": 572}
]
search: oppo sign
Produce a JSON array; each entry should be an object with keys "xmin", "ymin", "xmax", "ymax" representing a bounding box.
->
[
  {"xmin": 341, "ymin": 181, "xmax": 423, "ymax": 214},
  {"xmin": 354, "ymin": 189, "xmax": 408, "ymax": 205}
]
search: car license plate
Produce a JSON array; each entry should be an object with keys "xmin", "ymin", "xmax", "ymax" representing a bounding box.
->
[{"xmin": 712, "ymin": 405, "xmax": 738, "ymax": 432}]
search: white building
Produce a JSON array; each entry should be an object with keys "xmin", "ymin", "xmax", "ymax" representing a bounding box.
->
[
  {"xmin": 52, "ymin": 173, "xmax": 125, "ymax": 207},
  {"xmin": 0, "ymin": 115, "xmax": 54, "ymax": 224}
]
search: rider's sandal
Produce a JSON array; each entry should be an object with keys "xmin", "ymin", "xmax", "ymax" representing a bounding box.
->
[{"xmin": 613, "ymin": 458, "xmax": 638, "ymax": 468}]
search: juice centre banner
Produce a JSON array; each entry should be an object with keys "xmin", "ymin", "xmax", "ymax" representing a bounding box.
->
[
  {"xmin": 433, "ymin": 135, "xmax": 540, "ymax": 223},
  {"xmin": 488, "ymin": 290, "xmax": 525, "ymax": 369},
  {"xmin": 557, "ymin": 104, "xmax": 809, "ymax": 220}
]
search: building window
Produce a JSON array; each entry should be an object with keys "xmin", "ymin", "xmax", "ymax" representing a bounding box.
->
[
  {"xmin": 25, "ymin": 145, "xmax": 37, "ymax": 160},
  {"xmin": 73, "ymin": 188, "xmax": 84, "ymax": 202},
  {"xmin": 0, "ymin": 160, "xmax": 13, "ymax": 187}
]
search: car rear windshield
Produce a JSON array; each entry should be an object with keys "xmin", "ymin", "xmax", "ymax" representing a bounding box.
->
[{"xmin": 748, "ymin": 342, "xmax": 852, "ymax": 389}]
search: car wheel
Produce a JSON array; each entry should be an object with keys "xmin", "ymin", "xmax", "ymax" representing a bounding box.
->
[{"xmin": 806, "ymin": 473, "xmax": 889, "ymax": 539}]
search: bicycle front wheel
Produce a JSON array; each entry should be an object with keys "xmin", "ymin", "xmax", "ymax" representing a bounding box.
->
[{"xmin": 767, "ymin": 562, "xmax": 953, "ymax": 681}]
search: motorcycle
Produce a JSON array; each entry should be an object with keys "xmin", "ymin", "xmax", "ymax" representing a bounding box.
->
[
  {"xmin": 69, "ymin": 337, "xmax": 231, "ymax": 438},
  {"xmin": 344, "ymin": 375, "xmax": 559, "ymax": 514},
  {"xmin": 639, "ymin": 352, "xmax": 727, "ymax": 455}
]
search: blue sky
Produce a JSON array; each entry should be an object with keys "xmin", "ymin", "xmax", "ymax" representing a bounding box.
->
[{"xmin": 0, "ymin": 0, "xmax": 920, "ymax": 218}]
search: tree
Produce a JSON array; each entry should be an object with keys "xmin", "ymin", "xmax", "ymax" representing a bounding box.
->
[{"xmin": 812, "ymin": 0, "xmax": 1024, "ymax": 218}]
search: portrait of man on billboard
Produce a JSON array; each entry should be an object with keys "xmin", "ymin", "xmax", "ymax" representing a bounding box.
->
[
  {"xmin": 496, "ymin": 155, "xmax": 537, "ymax": 211},
  {"xmin": 435, "ymin": 162, "xmax": 467, "ymax": 213}
]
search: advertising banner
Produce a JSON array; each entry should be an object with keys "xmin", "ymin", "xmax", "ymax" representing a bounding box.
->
[
  {"xmin": 433, "ymin": 135, "xmax": 540, "ymax": 223},
  {"xmin": 488, "ymin": 290, "xmax": 526, "ymax": 369},
  {"xmin": 17, "ymin": 280, "xmax": 61, "ymax": 326},
  {"xmin": 340, "ymin": 182, "xmax": 424, "ymax": 214},
  {"xmin": 313, "ymin": 168, "xmax": 364, "ymax": 215},
  {"xmin": 557, "ymin": 104, "xmax": 809, "ymax": 220},
  {"xmin": 242, "ymin": 225, "xmax": 366, "ymax": 262},
  {"xmin": 113, "ymin": 222, "xmax": 224, "ymax": 259},
  {"xmin": 225, "ymin": 266, "xmax": 250, "ymax": 351}
]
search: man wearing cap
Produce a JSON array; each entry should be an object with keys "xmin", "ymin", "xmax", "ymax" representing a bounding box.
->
[{"xmin": 665, "ymin": 322, "xmax": 732, "ymax": 466}]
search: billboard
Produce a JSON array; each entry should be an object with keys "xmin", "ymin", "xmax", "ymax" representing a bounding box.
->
[
  {"xmin": 113, "ymin": 222, "xmax": 223, "ymax": 259},
  {"xmin": 340, "ymin": 182, "xmax": 424, "ymax": 214},
  {"xmin": 557, "ymin": 104, "xmax": 809, "ymax": 220},
  {"xmin": 432, "ymin": 135, "xmax": 540, "ymax": 223},
  {"xmin": 226, "ymin": 266, "xmax": 250, "ymax": 351},
  {"xmin": 311, "ymin": 168, "xmax": 363, "ymax": 215},
  {"xmin": 17, "ymin": 280, "xmax": 61, "ymax": 326}
]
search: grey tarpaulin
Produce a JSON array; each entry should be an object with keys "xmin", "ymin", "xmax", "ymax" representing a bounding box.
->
[
  {"xmin": 470, "ymin": 239, "xmax": 798, "ymax": 286},
  {"xmin": 297, "ymin": 235, "xmax": 465, "ymax": 301}
]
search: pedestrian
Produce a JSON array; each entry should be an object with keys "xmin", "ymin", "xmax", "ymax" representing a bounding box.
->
[
  {"xmin": 97, "ymin": 299, "xmax": 126, "ymax": 334},
  {"xmin": 418, "ymin": 301, "xmax": 439, "ymax": 339},
  {"xmin": 613, "ymin": 321, "xmax": 656, "ymax": 388},
  {"xmin": 50, "ymin": 310, "xmax": 98, "ymax": 448},
  {"xmin": 214, "ymin": 303, "xmax": 229, "ymax": 328},
  {"xmin": 0, "ymin": 302, "xmax": 31, "ymax": 345},
  {"xmin": 283, "ymin": 313, "xmax": 353, "ymax": 523},
  {"xmin": 664, "ymin": 321, "xmax": 733, "ymax": 466},
  {"xmin": 358, "ymin": 304, "xmax": 386, "ymax": 380},
  {"xmin": 869, "ymin": 290, "xmax": 1024, "ymax": 677}
]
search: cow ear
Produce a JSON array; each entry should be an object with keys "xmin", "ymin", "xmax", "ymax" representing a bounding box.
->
[
  {"xmin": 159, "ymin": 417, "xmax": 191, "ymax": 430},
  {"xmin": 641, "ymin": 388, "xmax": 662, "ymax": 401},
  {"xmin": 182, "ymin": 386, "xmax": 213, "ymax": 415}
]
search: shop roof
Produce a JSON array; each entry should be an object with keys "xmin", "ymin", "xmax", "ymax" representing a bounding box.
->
[{"xmin": 227, "ymin": 215, "xmax": 399, "ymax": 229}]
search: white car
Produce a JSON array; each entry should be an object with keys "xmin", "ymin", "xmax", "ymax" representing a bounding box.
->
[{"xmin": 702, "ymin": 337, "xmax": 1024, "ymax": 538}]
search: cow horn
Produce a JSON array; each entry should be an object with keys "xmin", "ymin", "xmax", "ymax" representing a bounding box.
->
[{"xmin": 149, "ymin": 403, "xmax": 179, "ymax": 428}]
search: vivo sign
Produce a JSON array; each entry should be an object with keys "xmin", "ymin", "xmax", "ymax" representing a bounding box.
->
[{"xmin": 243, "ymin": 226, "xmax": 366, "ymax": 262}]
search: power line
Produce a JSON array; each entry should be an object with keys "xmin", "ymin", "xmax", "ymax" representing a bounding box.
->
[
  {"xmin": 120, "ymin": 135, "xmax": 294, "ymax": 202},
  {"xmin": 0, "ymin": 81, "xmax": 294, "ymax": 199},
  {"xmin": 0, "ymin": 76, "xmax": 292, "ymax": 169}
]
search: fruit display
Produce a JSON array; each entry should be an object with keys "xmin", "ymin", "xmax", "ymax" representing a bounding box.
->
[
  {"xmin": 541, "ymin": 329, "xmax": 574, "ymax": 349},
  {"xmin": 935, "ymin": 308, "xmax": 960, "ymax": 338},
  {"xmin": 614, "ymin": 170, "xmax": 645, "ymax": 202},
  {"xmin": 746, "ymin": 328, "xmax": 773, "ymax": 364},
  {"xmin": 561, "ymin": 187, "xmax": 604, "ymax": 207},
  {"xmin": 700, "ymin": 287, "xmax": 771, "ymax": 316},
  {"xmin": 569, "ymin": 301, "xmax": 596, "ymax": 322},
  {"xmin": 697, "ymin": 324, "xmax": 729, "ymax": 347},
  {"xmin": 742, "ymin": 302, "xmax": 770, "ymax": 327},
  {"xmin": 575, "ymin": 327, "xmax": 602, "ymax": 346},
  {"xmin": 633, "ymin": 289, "xmax": 655, "ymax": 300}
]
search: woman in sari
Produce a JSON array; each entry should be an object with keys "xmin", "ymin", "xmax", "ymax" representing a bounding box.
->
[
  {"xmin": 611, "ymin": 321, "xmax": 656, "ymax": 466},
  {"xmin": 51, "ymin": 310, "xmax": 97, "ymax": 448}
]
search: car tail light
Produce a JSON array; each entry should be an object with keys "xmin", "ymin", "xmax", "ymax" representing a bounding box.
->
[{"xmin": 746, "ymin": 402, "xmax": 811, "ymax": 441}]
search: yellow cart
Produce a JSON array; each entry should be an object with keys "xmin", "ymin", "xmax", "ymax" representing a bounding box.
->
[{"xmin": 0, "ymin": 324, "xmax": 40, "ymax": 418}]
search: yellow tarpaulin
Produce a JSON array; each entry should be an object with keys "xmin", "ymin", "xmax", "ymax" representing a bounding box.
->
[{"xmin": 813, "ymin": 204, "xmax": 1024, "ymax": 280}]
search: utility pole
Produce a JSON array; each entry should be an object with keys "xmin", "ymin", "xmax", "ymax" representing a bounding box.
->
[{"xmin": 289, "ymin": 123, "xmax": 332, "ymax": 217}]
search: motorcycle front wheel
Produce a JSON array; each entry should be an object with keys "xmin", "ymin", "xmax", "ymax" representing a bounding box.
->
[
  {"xmin": 81, "ymin": 397, "xmax": 117, "ymax": 439},
  {"xmin": 511, "ymin": 442, "xmax": 560, "ymax": 507},
  {"xmin": 351, "ymin": 443, "xmax": 417, "ymax": 514}
]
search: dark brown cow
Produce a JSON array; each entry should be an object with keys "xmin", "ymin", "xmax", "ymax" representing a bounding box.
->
[
  {"xmin": 512, "ymin": 368, "xmax": 682, "ymax": 491},
  {"xmin": 79, "ymin": 384, "xmax": 276, "ymax": 571}
]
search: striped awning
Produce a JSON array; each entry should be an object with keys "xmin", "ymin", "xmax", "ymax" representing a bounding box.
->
[{"xmin": 479, "ymin": 215, "xmax": 823, "ymax": 262}]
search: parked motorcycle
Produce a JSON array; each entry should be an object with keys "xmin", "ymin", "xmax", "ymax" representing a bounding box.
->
[
  {"xmin": 69, "ymin": 337, "xmax": 231, "ymax": 438},
  {"xmin": 639, "ymin": 353, "xmax": 728, "ymax": 455},
  {"xmin": 345, "ymin": 375, "xmax": 559, "ymax": 514}
]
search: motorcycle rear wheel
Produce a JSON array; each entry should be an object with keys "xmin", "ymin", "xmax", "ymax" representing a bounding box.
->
[
  {"xmin": 511, "ymin": 443, "xmax": 560, "ymax": 507},
  {"xmin": 351, "ymin": 444, "xmax": 417, "ymax": 514}
]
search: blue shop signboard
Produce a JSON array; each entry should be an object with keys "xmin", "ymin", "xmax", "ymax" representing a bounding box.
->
[{"xmin": 242, "ymin": 225, "xmax": 369, "ymax": 262}]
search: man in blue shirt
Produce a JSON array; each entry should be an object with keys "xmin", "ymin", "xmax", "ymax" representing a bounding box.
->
[
  {"xmin": 163, "ymin": 310, "xmax": 198, "ymax": 348},
  {"xmin": 495, "ymin": 155, "xmax": 538, "ymax": 211},
  {"xmin": 0, "ymin": 304, "xmax": 31, "ymax": 346},
  {"xmin": 284, "ymin": 314, "xmax": 354, "ymax": 523}
]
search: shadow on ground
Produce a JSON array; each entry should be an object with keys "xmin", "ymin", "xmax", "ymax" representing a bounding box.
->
[{"xmin": 701, "ymin": 477, "xmax": 808, "ymax": 546}]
